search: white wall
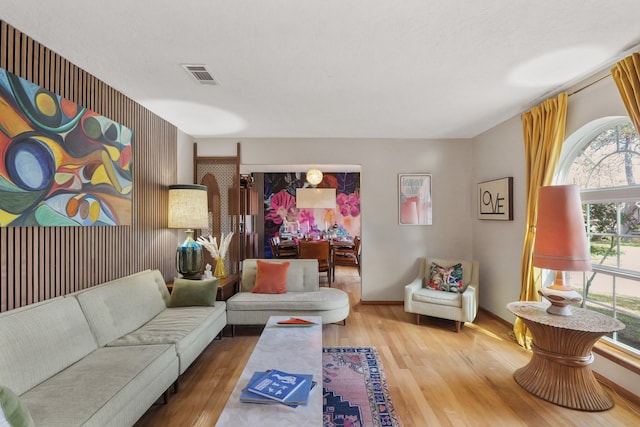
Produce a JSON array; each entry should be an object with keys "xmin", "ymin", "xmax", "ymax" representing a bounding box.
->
[
  {"xmin": 176, "ymin": 129, "xmax": 195, "ymax": 184},
  {"xmin": 187, "ymin": 138, "xmax": 473, "ymax": 301},
  {"xmin": 471, "ymin": 75, "xmax": 639, "ymax": 396},
  {"xmin": 565, "ymin": 75, "xmax": 628, "ymax": 136},
  {"xmin": 471, "ymin": 115, "xmax": 526, "ymax": 321}
]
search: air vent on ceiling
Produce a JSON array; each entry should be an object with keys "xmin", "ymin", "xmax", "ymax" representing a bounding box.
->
[{"xmin": 181, "ymin": 64, "xmax": 218, "ymax": 85}]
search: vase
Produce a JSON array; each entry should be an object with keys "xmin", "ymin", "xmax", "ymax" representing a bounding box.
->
[
  {"xmin": 214, "ymin": 258, "xmax": 227, "ymax": 279},
  {"xmin": 176, "ymin": 230, "xmax": 203, "ymax": 279}
]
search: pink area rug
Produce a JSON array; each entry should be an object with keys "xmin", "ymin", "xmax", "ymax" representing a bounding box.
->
[{"xmin": 323, "ymin": 347, "xmax": 402, "ymax": 427}]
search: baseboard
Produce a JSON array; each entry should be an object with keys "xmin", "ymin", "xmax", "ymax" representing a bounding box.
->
[
  {"xmin": 479, "ymin": 306, "xmax": 513, "ymax": 328},
  {"xmin": 359, "ymin": 300, "xmax": 403, "ymax": 305},
  {"xmin": 594, "ymin": 372, "xmax": 640, "ymax": 406}
]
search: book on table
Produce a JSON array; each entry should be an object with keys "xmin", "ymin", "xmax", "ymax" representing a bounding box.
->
[
  {"xmin": 275, "ymin": 317, "xmax": 318, "ymax": 327},
  {"xmin": 240, "ymin": 371, "xmax": 315, "ymax": 407},
  {"xmin": 242, "ymin": 369, "xmax": 311, "ymax": 405}
]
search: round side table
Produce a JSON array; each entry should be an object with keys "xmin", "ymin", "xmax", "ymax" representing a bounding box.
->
[{"xmin": 507, "ymin": 301, "xmax": 625, "ymax": 411}]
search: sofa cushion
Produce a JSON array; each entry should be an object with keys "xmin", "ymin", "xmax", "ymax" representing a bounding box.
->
[
  {"xmin": 168, "ymin": 278, "xmax": 218, "ymax": 307},
  {"xmin": 252, "ymin": 261, "xmax": 289, "ymax": 294},
  {"xmin": 227, "ymin": 288, "xmax": 348, "ymax": 311},
  {"xmin": 412, "ymin": 287, "xmax": 462, "ymax": 308},
  {"xmin": 0, "ymin": 297, "xmax": 97, "ymax": 395},
  {"xmin": 0, "ymin": 385, "xmax": 34, "ymax": 427},
  {"xmin": 72, "ymin": 270, "xmax": 170, "ymax": 347},
  {"xmin": 19, "ymin": 345, "xmax": 177, "ymax": 427},
  {"xmin": 107, "ymin": 303, "xmax": 227, "ymax": 373},
  {"xmin": 425, "ymin": 262, "xmax": 465, "ymax": 293},
  {"xmin": 109, "ymin": 305, "xmax": 225, "ymax": 346}
]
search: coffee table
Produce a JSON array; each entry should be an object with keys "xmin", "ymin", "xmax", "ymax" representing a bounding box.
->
[{"xmin": 215, "ymin": 316, "xmax": 323, "ymax": 426}]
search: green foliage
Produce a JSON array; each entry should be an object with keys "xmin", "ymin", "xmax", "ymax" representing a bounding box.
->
[
  {"xmin": 587, "ymin": 301, "xmax": 640, "ymax": 351},
  {"xmin": 586, "ymin": 203, "xmax": 617, "ymax": 234},
  {"xmin": 587, "ymin": 291, "xmax": 640, "ymax": 349},
  {"xmin": 582, "ymin": 202, "xmax": 637, "ymax": 309},
  {"xmin": 590, "ymin": 244, "xmax": 618, "ymax": 256}
]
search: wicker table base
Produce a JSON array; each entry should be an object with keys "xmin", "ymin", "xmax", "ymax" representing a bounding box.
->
[{"xmin": 507, "ymin": 302, "xmax": 625, "ymax": 411}]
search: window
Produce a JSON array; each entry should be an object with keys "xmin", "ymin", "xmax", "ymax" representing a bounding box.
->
[{"xmin": 557, "ymin": 117, "xmax": 640, "ymax": 356}]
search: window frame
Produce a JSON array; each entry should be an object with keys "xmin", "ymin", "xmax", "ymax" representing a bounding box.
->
[{"xmin": 556, "ymin": 116, "xmax": 640, "ymax": 358}]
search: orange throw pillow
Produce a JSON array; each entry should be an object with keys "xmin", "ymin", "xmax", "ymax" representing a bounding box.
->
[{"xmin": 252, "ymin": 260, "xmax": 289, "ymax": 294}]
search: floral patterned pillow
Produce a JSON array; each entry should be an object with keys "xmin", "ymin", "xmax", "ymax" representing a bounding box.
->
[{"xmin": 425, "ymin": 262, "xmax": 465, "ymax": 293}]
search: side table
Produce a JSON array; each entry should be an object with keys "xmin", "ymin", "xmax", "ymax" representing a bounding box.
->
[
  {"xmin": 166, "ymin": 273, "xmax": 239, "ymax": 301},
  {"xmin": 215, "ymin": 273, "xmax": 240, "ymax": 301},
  {"xmin": 507, "ymin": 301, "xmax": 625, "ymax": 411}
]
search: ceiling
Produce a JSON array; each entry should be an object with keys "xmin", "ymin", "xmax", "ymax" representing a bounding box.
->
[{"xmin": 4, "ymin": 1, "xmax": 640, "ymax": 139}]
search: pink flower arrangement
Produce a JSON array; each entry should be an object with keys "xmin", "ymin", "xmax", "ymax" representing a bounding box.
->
[
  {"xmin": 337, "ymin": 192, "xmax": 360, "ymax": 217},
  {"xmin": 298, "ymin": 209, "xmax": 316, "ymax": 228}
]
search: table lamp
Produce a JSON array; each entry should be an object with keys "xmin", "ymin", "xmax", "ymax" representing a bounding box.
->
[
  {"xmin": 533, "ymin": 184, "xmax": 592, "ymax": 316},
  {"xmin": 168, "ymin": 184, "xmax": 209, "ymax": 279}
]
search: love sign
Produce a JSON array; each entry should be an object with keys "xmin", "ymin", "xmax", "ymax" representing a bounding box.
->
[{"xmin": 477, "ymin": 177, "xmax": 513, "ymax": 220}]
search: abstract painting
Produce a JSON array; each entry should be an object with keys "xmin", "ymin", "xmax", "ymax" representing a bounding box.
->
[{"xmin": 0, "ymin": 68, "xmax": 133, "ymax": 226}]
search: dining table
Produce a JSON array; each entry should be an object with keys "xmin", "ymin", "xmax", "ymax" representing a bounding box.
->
[
  {"xmin": 275, "ymin": 238, "xmax": 356, "ymax": 272},
  {"xmin": 277, "ymin": 238, "xmax": 354, "ymax": 251}
]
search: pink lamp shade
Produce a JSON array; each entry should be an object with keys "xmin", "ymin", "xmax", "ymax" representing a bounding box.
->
[
  {"xmin": 533, "ymin": 184, "xmax": 591, "ymax": 272},
  {"xmin": 533, "ymin": 184, "xmax": 591, "ymax": 316}
]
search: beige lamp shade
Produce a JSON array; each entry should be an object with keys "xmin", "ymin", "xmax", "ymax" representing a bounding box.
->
[
  {"xmin": 168, "ymin": 184, "xmax": 209, "ymax": 229},
  {"xmin": 306, "ymin": 168, "xmax": 323, "ymax": 186},
  {"xmin": 296, "ymin": 188, "xmax": 336, "ymax": 208},
  {"xmin": 532, "ymin": 184, "xmax": 591, "ymax": 272}
]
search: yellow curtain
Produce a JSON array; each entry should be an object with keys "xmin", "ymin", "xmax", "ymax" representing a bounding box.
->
[
  {"xmin": 611, "ymin": 52, "xmax": 640, "ymax": 133},
  {"xmin": 513, "ymin": 93, "xmax": 568, "ymax": 349}
]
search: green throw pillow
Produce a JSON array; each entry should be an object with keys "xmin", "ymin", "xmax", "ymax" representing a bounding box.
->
[
  {"xmin": 168, "ymin": 278, "xmax": 219, "ymax": 307},
  {"xmin": 0, "ymin": 385, "xmax": 35, "ymax": 427}
]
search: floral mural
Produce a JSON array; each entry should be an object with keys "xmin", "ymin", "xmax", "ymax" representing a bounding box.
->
[{"xmin": 264, "ymin": 172, "xmax": 360, "ymax": 257}]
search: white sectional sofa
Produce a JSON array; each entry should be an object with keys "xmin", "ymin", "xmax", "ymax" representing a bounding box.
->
[
  {"xmin": 226, "ymin": 259, "xmax": 350, "ymax": 330},
  {"xmin": 0, "ymin": 269, "xmax": 226, "ymax": 427}
]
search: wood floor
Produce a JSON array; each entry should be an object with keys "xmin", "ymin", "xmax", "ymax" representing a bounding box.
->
[{"xmin": 135, "ymin": 267, "xmax": 640, "ymax": 427}]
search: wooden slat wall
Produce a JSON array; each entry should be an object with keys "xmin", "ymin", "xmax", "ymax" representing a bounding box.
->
[{"xmin": 0, "ymin": 21, "xmax": 177, "ymax": 312}]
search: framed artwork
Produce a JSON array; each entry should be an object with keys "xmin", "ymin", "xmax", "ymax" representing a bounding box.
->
[
  {"xmin": 399, "ymin": 174, "xmax": 432, "ymax": 225},
  {"xmin": 0, "ymin": 67, "xmax": 133, "ymax": 227},
  {"xmin": 477, "ymin": 177, "xmax": 513, "ymax": 220}
]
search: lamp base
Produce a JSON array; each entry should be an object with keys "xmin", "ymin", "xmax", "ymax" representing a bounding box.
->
[
  {"xmin": 176, "ymin": 230, "xmax": 203, "ymax": 279},
  {"xmin": 538, "ymin": 284, "xmax": 582, "ymax": 316}
]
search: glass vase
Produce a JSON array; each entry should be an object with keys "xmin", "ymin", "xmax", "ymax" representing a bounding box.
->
[{"xmin": 214, "ymin": 258, "xmax": 227, "ymax": 279}]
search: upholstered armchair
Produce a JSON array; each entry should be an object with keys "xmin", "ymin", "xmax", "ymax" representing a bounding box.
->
[{"xmin": 404, "ymin": 257, "xmax": 479, "ymax": 332}]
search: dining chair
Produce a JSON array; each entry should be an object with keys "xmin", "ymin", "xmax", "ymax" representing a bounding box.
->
[
  {"xmin": 270, "ymin": 236, "xmax": 298, "ymax": 258},
  {"xmin": 297, "ymin": 240, "xmax": 331, "ymax": 285},
  {"xmin": 332, "ymin": 236, "xmax": 360, "ymax": 279}
]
